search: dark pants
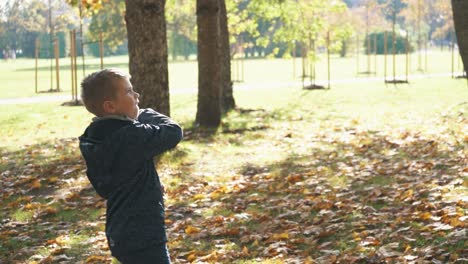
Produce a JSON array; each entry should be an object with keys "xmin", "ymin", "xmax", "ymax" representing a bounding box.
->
[{"xmin": 115, "ymin": 243, "xmax": 171, "ymax": 264}]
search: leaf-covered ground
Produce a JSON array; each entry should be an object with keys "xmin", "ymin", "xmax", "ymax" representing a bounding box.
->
[{"xmin": 1, "ymin": 81, "xmax": 467, "ymax": 263}]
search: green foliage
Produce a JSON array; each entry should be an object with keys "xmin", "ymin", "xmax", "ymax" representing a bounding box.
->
[
  {"xmin": 168, "ymin": 31, "xmax": 197, "ymax": 60},
  {"xmin": 0, "ymin": 0, "xmax": 77, "ymax": 58},
  {"xmin": 166, "ymin": 0, "xmax": 197, "ymax": 59},
  {"xmin": 365, "ymin": 31, "xmax": 414, "ymax": 54},
  {"xmin": 86, "ymin": 0, "xmax": 127, "ymax": 55},
  {"xmin": 247, "ymin": 0, "xmax": 351, "ymax": 59},
  {"xmin": 35, "ymin": 32, "xmax": 67, "ymax": 58}
]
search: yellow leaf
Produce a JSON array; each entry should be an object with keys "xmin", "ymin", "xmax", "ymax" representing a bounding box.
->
[
  {"xmin": 85, "ymin": 255, "xmax": 108, "ymax": 263},
  {"xmin": 419, "ymin": 212, "xmax": 432, "ymax": 220},
  {"xmin": 252, "ymin": 239, "xmax": 259, "ymax": 247},
  {"xmin": 30, "ymin": 180, "xmax": 42, "ymax": 190},
  {"xmin": 404, "ymin": 244, "xmax": 411, "ymax": 253},
  {"xmin": 193, "ymin": 193, "xmax": 205, "ymax": 200},
  {"xmin": 48, "ymin": 177, "xmax": 59, "ymax": 184},
  {"xmin": 210, "ymin": 192, "xmax": 221, "ymax": 199},
  {"xmin": 185, "ymin": 225, "xmax": 201, "ymax": 235},
  {"xmin": 272, "ymin": 232, "xmax": 289, "ymax": 240},
  {"xmin": 24, "ymin": 203, "xmax": 35, "ymax": 210},
  {"xmin": 449, "ymin": 217, "xmax": 466, "ymax": 228},
  {"xmin": 287, "ymin": 174, "xmax": 302, "ymax": 183},
  {"xmin": 43, "ymin": 207, "xmax": 58, "ymax": 215},
  {"xmin": 352, "ymin": 232, "xmax": 361, "ymax": 241},
  {"xmin": 242, "ymin": 246, "xmax": 249, "ymax": 255},
  {"xmin": 65, "ymin": 192, "xmax": 80, "ymax": 201},
  {"xmin": 401, "ymin": 189, "xmax": 413, "ymax": 200},
  {"xmin": 187, "ymin": 253, "xmax": 197, "ymax": 262},
  {"xmin": 45, "ymin": 239, "xmax": 57, "ymax": 246}
]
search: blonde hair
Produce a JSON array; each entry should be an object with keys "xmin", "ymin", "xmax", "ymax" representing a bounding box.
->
[{"xmin": 80, "ymin": 68, "xmax": 130, "ymax": 116}]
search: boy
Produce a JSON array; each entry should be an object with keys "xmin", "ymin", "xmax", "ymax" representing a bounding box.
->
[{"xmin": 79, "ymin": 68, "xmax": 182, "ymax": 263}]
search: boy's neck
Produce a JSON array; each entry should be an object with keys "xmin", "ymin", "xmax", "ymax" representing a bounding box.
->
[{"xmin": 92, "ymin": 115, "xmax": 135, "ymax": 122}]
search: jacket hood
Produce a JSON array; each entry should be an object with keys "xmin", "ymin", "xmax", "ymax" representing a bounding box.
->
[{"xmin": 79, "ymin": 118, "xmax": 134, "ymax": 198}]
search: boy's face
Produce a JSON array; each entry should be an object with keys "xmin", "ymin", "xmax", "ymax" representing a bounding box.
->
[{"xmin": 104, "ymin": 78, "xmax": 140, "ymax": 119}]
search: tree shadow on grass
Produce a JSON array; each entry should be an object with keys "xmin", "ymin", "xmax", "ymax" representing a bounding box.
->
[
  {"xmin": 166, "ymin": 129, "xmax": 467, "ymax": 263},
  {"xmin": 180, "ymin": 108, "xmax": 274, "ymax": 144}
]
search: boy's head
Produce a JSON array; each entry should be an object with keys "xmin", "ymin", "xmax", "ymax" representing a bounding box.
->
[{"xmin": 81, "ymin": 68, "xmax": 140, "ymax": 119}]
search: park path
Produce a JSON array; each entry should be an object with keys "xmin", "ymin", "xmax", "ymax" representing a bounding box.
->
[{"xmin": 0, "ymin": 72, "xmax": 456, "ymax": 105}]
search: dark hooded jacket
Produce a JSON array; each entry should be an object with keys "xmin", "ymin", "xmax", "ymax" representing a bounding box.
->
[{"xmin": 78, "ymin": 108, "xmax": 182, "ymax": 256}]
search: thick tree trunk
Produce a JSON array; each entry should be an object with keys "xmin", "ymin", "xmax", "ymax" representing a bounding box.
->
[
  {"xmin": 125, "ymin": 0, "xmax": 170, "ymax": 115},
  {"xmin": 219, "ymin": 0, "xmax": 235, "ymax": 113},
  {"xmin": 452, "ymin": 0, "xmax": 468, "ymax": 74},
  {"xmin": 196, "ymin": 0, "xmax": 221, "ymax": 127}
]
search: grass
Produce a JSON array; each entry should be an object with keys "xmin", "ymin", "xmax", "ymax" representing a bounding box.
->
[
  {"xmin": 0, "ymin": 49, "xmax": 465, "ymax": 99},
  {"xmin": 0, "ymin": 57, "xmax": 467, "ymax": 263}
]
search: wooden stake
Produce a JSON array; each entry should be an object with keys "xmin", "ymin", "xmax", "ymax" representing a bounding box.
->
[
  {"xmin": 99, "ymin": 32, "xmax": 104, "ymax": 69},
  {"xmin": 417, "ymin": 0, "xmax": 422, "ymax": 70},
  {"xmin": 70, "ymin": 31, "xmax": 75, "ymax": 101},
  {"xmin": 302, "ymin": 39, "xmax": 310, "ymax": 88},
  {"xmin": 356, "ymin": 34, "xmax": 359, "ymax": 75},
  {"xmin": 312, "ymin": 39, "xmax": 315, "ymax": 85},
  {"xmin": 367, "ymin": 32, "xmax": 371, "ymax": 73},
  {"xmin": 73, "ymin": 30, "xmax": 78, "ymax": 104},
  {"xmin": 451, "ymin": 31, "xmax": 455, "ymax": 78},
  {"xmin": 406, "ymin": 33, "xmax": 409, "ymax": 82},
  {"xmin": 35, "ymin": 38, "xmax": 39, "ymax": 94},
  {"xmin": 292, "ymin": 41, "xmax": 296, "ymax": 79},
  {"xmin": 392, "ymin": 19, "xmax": 396, "ymax": 81},
  {"xmin": 309, "ymin": 37, "xmax": 313, "ymax": 84},
  {"xmin": 425, "ymin": 33, "xmax": 428, "ymax": 72},
  {"xmin": 54, "ymin": 38, "xmax": 60, "ymax": 92},
  {"xmin": 384, "ymin": 31, "xmax": 387, "ymax": 81},
  {"xmin": 374, "ymin": 33, "xmax": 377, "ymax": 75},
  {"xmin": 327, "ymin": 31, "xmax": 331, "ymax": 89}
]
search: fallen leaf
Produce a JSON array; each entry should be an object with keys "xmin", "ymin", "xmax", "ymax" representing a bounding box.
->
[{"xmin": 185, "ymin": 225, "xmax": 201, "ymax": 235}]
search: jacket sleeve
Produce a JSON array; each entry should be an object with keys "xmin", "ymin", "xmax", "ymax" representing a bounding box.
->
[{"xmin": 131, "ymin": 108, "xmax": 183, "ymax": 159}]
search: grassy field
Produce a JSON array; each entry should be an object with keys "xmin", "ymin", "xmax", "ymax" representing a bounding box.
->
[
  {"xmin": 0, "ymin": 73, "xmax": 467, "ymax": 263},
  {"xmin": 0, "ymin": 49, "xmax": 465, "ymax": 99}
]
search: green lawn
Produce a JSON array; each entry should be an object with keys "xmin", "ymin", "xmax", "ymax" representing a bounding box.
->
[
  {"xmin": 0, "ymin": 49, "xmax": 464, "ymax": 99},
  {"xmin": 1, "ymin": 77, "xmax": 466, "ymax": 150},
  {"xmin": 0, "ymin": 68, "xmax": 466, "ymax": 263}
]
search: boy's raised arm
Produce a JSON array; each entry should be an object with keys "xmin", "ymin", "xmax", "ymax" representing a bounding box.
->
[{"xmin": 133, "ymin": 108, "xmax": 183, "ymax": 158}]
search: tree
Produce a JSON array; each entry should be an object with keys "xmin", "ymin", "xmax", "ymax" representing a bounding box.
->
[
  {"xmin": 196, "ymin": 0, "xmax": 222, "ymax": 127},
  {"xmin": 400, "ymin": 0, "xmax": 430, "ymax": 69},
  {"xmin": 219, "ymin": 0, "xmax": 235, "ymax": 113},
  {"xmin": 428, "ymin": 0, "xmax": 453, "ymax": 45},
  {"xmin": 248, "ymin": 0, "xmax": 349, "ymax": 57},
  {"xmin": 87, "ymin": 0, "xmax": 127, "ymax": 55},
  {"xmin": 125, "ymin": 0, "xmax": 170, "ymax": 115},
  {"xmin": 166, "ymin": 0, "xmax": 197, "ymax": 60},
  {"xmin": 452, "ymin": 0, "xmax": 468, "ymax": 72},
  {"xmin": 0, "ymin": 0, "xmax": 76, "ymax": 58}
]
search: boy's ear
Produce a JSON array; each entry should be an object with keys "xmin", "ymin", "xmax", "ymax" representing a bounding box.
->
[{"xmin": 102, "ymin": 100, "xmax": 117, "ymax": 114}]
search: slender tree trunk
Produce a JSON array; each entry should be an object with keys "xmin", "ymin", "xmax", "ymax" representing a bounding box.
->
[
  {"xmin": 452, "ymin": 0, "xmax": 468, "ymax": 74},
  {"xmin": 196, "ymin": 0, "xmax": 221, "ymax": 127},
  {"xmin": 125, "ymin": 0, "xmax": 170, "ymax": 115},
  {"xmin": 219, "ymin": 0, "xmax": 235, "ymax": 113}
]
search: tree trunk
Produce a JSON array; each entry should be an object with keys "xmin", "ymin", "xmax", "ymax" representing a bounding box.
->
[
  {"xmin": 125, "ymin": 0, "xmax": 170, "ymax": 115},
  {"xmin": 219, "ymin": 0, "xmax": 235, "ymax": 113},
  {"xmin": 452, "ymin": 0, "xmax": 468, "ymax": 73},
  {"xmin": 196, "ymin": 0, "xmax": 221, "ymax": 127}
]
